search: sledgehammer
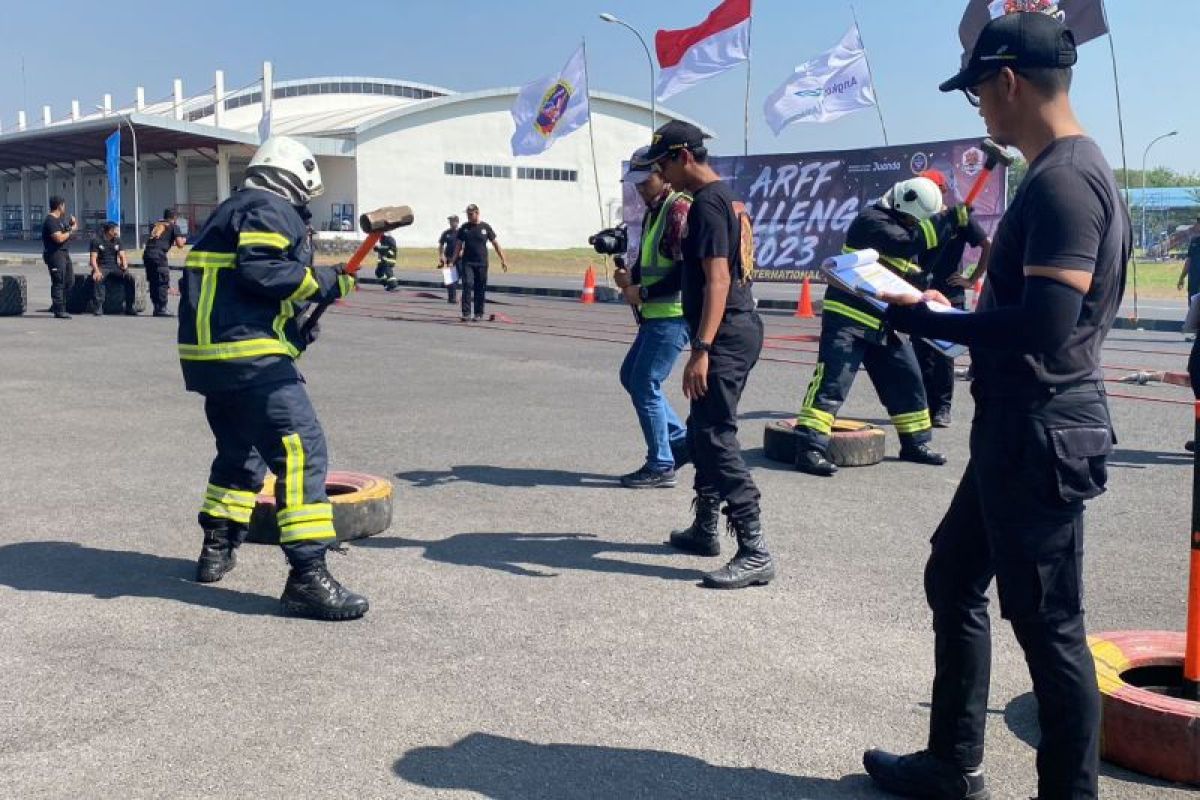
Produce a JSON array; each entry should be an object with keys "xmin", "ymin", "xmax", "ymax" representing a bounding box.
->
[
  {"xmin": 963, "ymin": 138, "xmax": 1015, "ymax": 207},
  {"xmin": 300, "ymin": 205, "xmax": 414, "ymax": 337}
]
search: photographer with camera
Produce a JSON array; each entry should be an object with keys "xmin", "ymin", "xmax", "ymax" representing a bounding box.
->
[{"xmin": 597, "ymin": 147, "xmax": 692, "ymax": 489}]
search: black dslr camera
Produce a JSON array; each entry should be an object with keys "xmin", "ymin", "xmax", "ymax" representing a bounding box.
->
[{"xmin": 588, "ymin": 223, "xmax": 628, "ymax": 256}]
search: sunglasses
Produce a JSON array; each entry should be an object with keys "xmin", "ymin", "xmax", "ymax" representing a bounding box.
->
[{"xmin": 962, "ymin": 68, "xmax": 1017, "ymax": 108}]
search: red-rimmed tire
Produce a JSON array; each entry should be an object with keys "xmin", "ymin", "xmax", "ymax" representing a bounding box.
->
[
  {"xmin": 246, "ymin": 471, "xmax": 394, "ymax": 546},
  {"xmin": 763, "ymin": 418, "xmax": 886, "ymax": 468},
  {"xmin": 1090, "ymin": 630, "xmax": 1200, "ymax": 785}
]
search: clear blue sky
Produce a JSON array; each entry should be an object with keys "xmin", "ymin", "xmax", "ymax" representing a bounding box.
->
[{"xmin": 3, "ymin": 0, "xmax": 1195, "ymax": 173}]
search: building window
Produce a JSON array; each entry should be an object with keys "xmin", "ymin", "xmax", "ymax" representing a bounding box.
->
[
  {"xmin": 516, "ymin": 167, "xmax": 578, "ymax": 183},
  {"xmin": 445, "ymin": 162, "xmax": 511, "ymax": 179}
]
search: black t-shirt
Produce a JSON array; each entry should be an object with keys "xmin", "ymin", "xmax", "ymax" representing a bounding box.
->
[
  {"xmin": 1186, "ymin": 234, "xmax": 1200, "ymax": 290},
  {"xmin": 42, "ymin": 215, "xmax": 70, "ymax": 257},
  {"xmin": 681, "ymin": 180, "xmax": 755, "ymax": 331},
  {"xmin": 144, "ymin": 220, "xmax": 181, "ymax": 259},
  {"xmin": 923, "ymin": 216, "xmax": 987, "ymax": 300},
  {"xmin": 975, "ymin": 136, "xmax": 1129, "ymax": 390},
  {"xmin": 90, "ymin": 236, "xmax": 123, "ymax": 270},
  {"xmin": 439, "ymin": 228, "xmax": 459, "ymax": 261},
  {"xmin": 456, "ymin": 222, "xmax": 496, "ymax": 265}
]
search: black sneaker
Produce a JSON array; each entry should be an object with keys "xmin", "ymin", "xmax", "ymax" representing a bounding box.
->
[
  {"xmin": 473, "ymin": 314, "xmax": 484, "ymax": 322},
  {"xmin": 932, "ymin": 410, "xmax": 952, "ymax": 428},
  {"xmin": 53, "ymin": 311, "xmax": 71, "ymax": 320},
  {"xmin": 899, "ymin": 443, "xmax": 947, "ymax": 466},
  {"xmin": 92, "ymin": 308, "xmax": 103, "ymax": 316},
  {"xmin": 795, "ymin": 448, "xmax": 838, "ymax": 476},
  {"xmin": 460, "ymin": 315, "xmax": 470, "ymax": 322},
  {"xmin": 280, "ymin": 563, "xmax": 369, "ymax": 621},
  {"xmin": 124, "ymin": 309, "xmax": 139, "ymax": 316},
  {"xmin": 153, "ymin": 309, "xmax": 173, "ymax": 317},
  {"xmin": 620, "ymin": 466, "xmax": 677, "ymax": 489},
  {"xmin": 1186, "ymin": 440, "xmax": 1195, "ymax": 453},
  {"xmin": 863, "ymin": 749, "xmax": 989, "ymax": 799}
]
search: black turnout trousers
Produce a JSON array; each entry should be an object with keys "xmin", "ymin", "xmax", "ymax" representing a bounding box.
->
[{"xmin": 144, "ymin": 253, "xmax": 171, "ymax": 312}]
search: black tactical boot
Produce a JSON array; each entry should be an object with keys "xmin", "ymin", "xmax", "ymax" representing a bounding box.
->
[
  {"xmin": 863, "ymin": 749, "xmax": 989, "ymax": 799},
  {"xmin": 702, "ymin": 517, "xmax": 775, "ymax": 589},
  {"xmin": 668, "ymin": 495, "xmax": 721, "ymax": 556},
  {"xmin": 795, "ymin": 447, "xmax": 838, "ymax": 476},
  {"xmin": 899, "ymin": 442, "xmax": 947, "ymax": 466},
  {"xmin": 280, "ymin": 562, "xmax": 369, "ymax": 621},
  {"xmin": 195, "ymin": 519, "xmax": 239, "ymax": 583}
]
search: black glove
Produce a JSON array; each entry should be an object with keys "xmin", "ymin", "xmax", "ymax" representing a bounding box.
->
[{"xmin": 614, "ymin": 255, "xmax": 627, "ymax": 270}]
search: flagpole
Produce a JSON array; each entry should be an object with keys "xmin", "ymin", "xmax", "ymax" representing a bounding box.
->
[
  {"xmin": 850, "ymin": 5, "xmax": 889, "ymax": 146},
  {"xmin": 1099, "ymin": 0, "xmax": 1136, "ymax": 320},
  {"xmin": 743, "ymin": 10, "xmax": 753, "ymax": 155},
  {"xmin": 581, "ymin": 38, "xmax": 611, "ymax": 288}
]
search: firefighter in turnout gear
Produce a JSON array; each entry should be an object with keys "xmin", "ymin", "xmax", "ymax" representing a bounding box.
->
[
  {"xmin": 794, "ymin": 176, "xmax": 968, "ymax": 476},
  {"xmin": 374, "ymin": 232, "xmax": 399, "ymax": 291},
  {"xmin": 178, "ymin": 135, "xmax": 368, "ymax": 620}
]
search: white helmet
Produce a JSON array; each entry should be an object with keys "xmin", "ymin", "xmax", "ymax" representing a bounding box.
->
[
  {"xmin": 881, "ymin": 177, "xmax": 942, "ymax": 221},
  {"xmin": 248, "ymin": 136, "xmax": 324, "ymax": 201}
]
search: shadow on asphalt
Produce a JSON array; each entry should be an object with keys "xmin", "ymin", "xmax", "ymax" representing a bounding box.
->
[
  {"xmin": 395, "ymin": 466, "xmax": 621, "ymax": 489},
  {"xmin": 1107, "ymin": 448, "xmax": 1192, "ymax": 469},
  {"xmin": 0, "ymin": 541, "xmax": 278, "ymax": 615},
  {"xmin": 357, "ymin": 532, "xmax": 702, "ymax": 581},
  {"xmin": 1002, "ymin": 692, "xmax": 1179, "ymax": 790},
  {"xmin": 393, "ymin": 732, "xmax": 877, "ymax": 800}
]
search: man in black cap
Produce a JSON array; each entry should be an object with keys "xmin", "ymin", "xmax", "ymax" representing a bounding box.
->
[
  {"xmin": 452, "ymin": 204, "xmax": 509, "ymax": 322},
  {"xmin": 863, "ymin": 12, "xmax": 1128, "ymax": 800},
  {"xmin": 88, "ymin": 221, "xmax": 138, "ymax": 315},
  {"xmin": 634, "ymin": 120, "xmax": 775, "ymax": 590},
  {"xmin": 143, "ymin": 208, "xmax": 187, "ymax": 316}
]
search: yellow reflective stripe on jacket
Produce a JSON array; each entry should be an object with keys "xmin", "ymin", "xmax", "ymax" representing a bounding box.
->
[
  {"xmin": 237, "ymin": 231, "xmax": 291, "ymax": 251},
  {"xmin": 196, "ymin": 267, "xmax": 220, "ymax": 345},
  {"xmin": 178, "ymin": 338, "xmax": 293, "ymax": 361},
  {"xmin": 184, "ymin": 251, "xmax": 237, "ymax": 269},
  {"xmin": 823, "ymin": 300, "xmax": 882, "ymax": 330},
  {"xmin": 879, "ymin": 255, "xmax": 921, "ymax": 275},
  {"xmin": 956, "ymin": 205, "xmax": 969, "ymax": 227},
  {"xmin": 282, "ymin": 434, "xmax": 305, "ymax": 509},
  {"xmin": 919, "ymin": 218, "xmax": 938, "ymax": 250},
  {"xmin": 286, "ymin": 269, "xmax": 320, "ymax": 303},
  {"xmin": 271, "ymin": 299, "xmax": 301, "ymax": 359},
  {"xmin": 892, "ymin": 410, "xmax": 932, "ymax": 434},
  {"xmin": 337, "ymin": 274, "xmax": 355, "ymax": 297}
]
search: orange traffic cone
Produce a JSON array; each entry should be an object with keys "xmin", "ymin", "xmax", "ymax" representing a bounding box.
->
[
  {"xmin": 581, "ymin": 265, "xmax": 596, "ymax": 304},
  {"xmin": 972, "ymin": 276, "xmax": 984, "ymax": 309},
  {"xmin": 795, "ymin": 275, "xmax": 814, "ymax": 318}
]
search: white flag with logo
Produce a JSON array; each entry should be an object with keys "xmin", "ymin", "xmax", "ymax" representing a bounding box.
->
[
  {"xmin": 763, "ymin": 25, "xmax": 875, "ymax": 135},
  {"xmin": 510, "ymin": 45, "xmax": 590, "ymax": 157}
]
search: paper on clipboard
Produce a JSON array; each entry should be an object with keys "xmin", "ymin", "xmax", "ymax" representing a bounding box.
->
[{"xmin": 819, "ymin": 249, "xmax": 967, "ymax": 359}]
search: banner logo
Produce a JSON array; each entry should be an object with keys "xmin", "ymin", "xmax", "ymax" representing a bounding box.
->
[{"xmin": 535, "ymin": 81, "xmax": 573, "ymax": 137}]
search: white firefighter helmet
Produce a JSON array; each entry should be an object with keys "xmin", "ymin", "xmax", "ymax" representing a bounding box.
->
[
  {"xmin": 248, "ymin": 136, "xmax": 324, "ymax": 200},
  {"xmin": 881, "ymin": 177, "xmax": 942, "ymax": 221}
]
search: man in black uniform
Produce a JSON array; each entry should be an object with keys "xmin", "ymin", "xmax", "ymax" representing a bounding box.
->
[
  {"xmin": 453, "ymin": 203, "xmax": 509, "ymax": 322},
  {"xmin": 143, "ymin": 208, "xmax": 187, "ymax": 317},
  {"xmin": 178, "ymin": 135, "xmax": 367, "ymax": 621},
  {"xmin": 88, "ymin": 221, "xmax": 137, "ymax": 315},
  {"xmin": 864, "ymin": 14, "xmax": 1129, "ymax": 800},
  {"xmin": 438, "ymin": 214, "xmax": 461, "ymax": 304},
  {"xmin": 635, "ymin": 121, "xmax": 775, "ymax": 590},
  {"xmin": 41, "ymin": 196, "xmax": 77, "ymax": 319},
  {"xmin": 374, "ymin": 232, "xmax": 399, "ymax": 291},
  {"xmin": 913, "ymin": 169, "xmax": 992, "ymax": 428},
  {"xmin": 794, "ymin": 176, "xmax": 967, "ymax": 476}
]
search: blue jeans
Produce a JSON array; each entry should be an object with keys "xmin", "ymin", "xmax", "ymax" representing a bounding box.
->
[{"xmin": 619, "ymin": 317, "xmax": 689, "ymax": 471}]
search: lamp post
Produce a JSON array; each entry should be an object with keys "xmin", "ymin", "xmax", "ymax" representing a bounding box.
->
[
  {"xmin": 599, "ymin": 12, "xmax": 656, "ymax": 132},
  {"xmin": 1141, "ymin": 130, "xmax": 1177, "ymax": 253},
  {"xmin": 98, "ymin": 105, "xmax": 141, "ymax": 251}
]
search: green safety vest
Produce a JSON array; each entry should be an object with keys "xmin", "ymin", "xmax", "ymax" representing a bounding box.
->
[{"xmin": 638, "ymin": 191, "xmax": 689, "ymax": 320}]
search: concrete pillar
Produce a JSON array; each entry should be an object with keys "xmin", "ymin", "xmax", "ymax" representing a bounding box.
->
[
  {"xmin": 214, "ymin": 70, "xmax": 225, "ymax": 127},
  {"xmin": 42, "ymin": 105, "xmax": 51, "ymax": 126},
  {"xmin": 17, "ymin": 111, "xmax": 26, "ymax": 131},
  {"xmin": 44, "ymin": 166, "xmax": 52, "ymax": 212},
  {"xmin": 103, "ymin": 94, "xmax": 112, "ymax": 114},
  {"xmin": 71, "ymin": 100, "xmax": 80, "ymax": 120},
  {"xmin": 74, "ymin": 163, "xmax": 84, "ymax": 222},
  {"xmin": 173, "ymin": 79, "xmax": 184, "ymax": 120},
  {"xmin": 174, "ymin": 153, "xmax": 189, "ymax": 205},
  {"xmin": 135, "ymin": 87, "xmax": 145, "ymax": 111},
  {"xmin": 216, "ymin": 148, "xmax": 231, "ymax": 201},
  {"xmin": 260, "ymin": 61, "xmax": 273, "ymax": 140},
  {"xmin": 20, "ymin": 169, "xmax": 30, "ymax": 236}
]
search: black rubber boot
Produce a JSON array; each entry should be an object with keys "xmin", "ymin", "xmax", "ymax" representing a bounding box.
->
[
  {"xmin": 863, "ymin": 749, "xmax": 989, "ymax": 800},
  {"xmin": 702, "ymin": 517, "xmax": 776, "ymax": 589},
  {"xmin": 795, "ymin": 447, "xmax": 838, "ymax": 476},
  {"xmin": 195, "ymin": 517, "xmax": 239, "ymax": 584},
  {"xmin": 899, "ymin": 442, "xmax": 947, "ymax": 466},
  {"xmin": 668, "ymin": 495, "xmax": 721, "ymax": 556},
  {"xmin": 280, "ymin": 561, "xmax": 369, "ymax": 621}
]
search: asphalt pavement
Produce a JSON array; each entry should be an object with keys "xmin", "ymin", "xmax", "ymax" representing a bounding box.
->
[{"xmin": 0, "ymin": 263, "xmax": 1195, "ymax": 799}]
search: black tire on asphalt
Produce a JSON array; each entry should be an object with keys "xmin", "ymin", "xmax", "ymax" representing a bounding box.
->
[
  {"xmin": 762, "ymin": 418, "xmax": 886, "ymax": 468},
  {"xmin": 66, "ymin": 273, "xmax": 149, "ymax": 315},
  {"xmin": 0, "ymin": 274, "xmax": 27, "ymax": 316},
  {"xmin": 245, "ymin": 471, "xmax": 394, "ymax": 546}
]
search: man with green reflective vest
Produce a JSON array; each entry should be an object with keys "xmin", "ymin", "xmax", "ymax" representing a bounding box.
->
[
  {"xmin": 177, "ymin": 135, "xmax": 367, "ymax": 621},
  {"xmin": 613, "ymin": 147, "xmax": 692, "ymax": 489},
  {"xmin": 794, "ymin": 176, "xmax": 968, "ymax": 476}
]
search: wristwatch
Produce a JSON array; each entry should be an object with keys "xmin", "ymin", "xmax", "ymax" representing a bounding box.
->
[{"xmin": 690, "ymin": 338, "xmax": 712, "ymax": 353}]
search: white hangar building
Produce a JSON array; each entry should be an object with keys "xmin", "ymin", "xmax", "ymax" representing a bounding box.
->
[{"xmin": 0, "ymin": 67, "xmax": 708, "ymax": 249}]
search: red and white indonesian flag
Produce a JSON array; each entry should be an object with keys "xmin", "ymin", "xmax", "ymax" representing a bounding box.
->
[{"xmin": 655, "ymin": 0, "xmax": 752, "ymax": 102}]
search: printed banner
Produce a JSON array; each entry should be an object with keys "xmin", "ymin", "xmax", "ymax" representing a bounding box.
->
[
  {"xmin": 622, "ymin": 137, "xmax": 1009, "ymax": 282},
  {"xmin": 105, "ymin": 129, "xmax": 121, "ymax": 224}
]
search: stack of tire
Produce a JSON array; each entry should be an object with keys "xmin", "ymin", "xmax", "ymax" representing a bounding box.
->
[
  {"xmin": 246, "ymin": 471, "xmax": 394, "ymax": 545},
  {"xmin": 66, "ymin": 272, "xmax": 149, "ymax": 315},
  {"xmin": 0, "ymin": 274, "xmax": 27, "ymax": 316},
  {"xmin": 763, "ymin": 418, "xmax": 886, "ymax": 467}
]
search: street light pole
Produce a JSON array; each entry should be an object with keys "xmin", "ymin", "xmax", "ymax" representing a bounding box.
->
[
  {"xmin": 599, "ymin": 13, "xmax": 656, "ymax": 132},
  {"xmin": 97, "ymin": 105, "xmax": 141, "ymax": 251},
  {"xmin": 1141, "ymin": 130, "xmax": 1177, "ymax": 254}
]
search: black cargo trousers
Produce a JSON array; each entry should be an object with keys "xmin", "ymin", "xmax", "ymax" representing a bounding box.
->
[
  {"xmin": 43, "ymin": 250, "xmax": 73, "ymax": 313},
  {"xmin": 924, "ymin": 381, "xmax": 1112, "ymax": 800}
]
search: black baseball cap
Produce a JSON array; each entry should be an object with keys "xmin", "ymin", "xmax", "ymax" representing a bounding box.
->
[
  {"xmin": 939, "ymin": 11, "xmax": 1077, "ymax": 93},
  {"xmin": 632, "ymin": 120, "xmax": 710, "ymax": 166}
]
